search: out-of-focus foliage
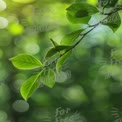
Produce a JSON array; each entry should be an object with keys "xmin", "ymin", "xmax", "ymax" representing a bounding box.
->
[{"xmin": 1, "ymin": 0, "xmax": 122, "ymax": 122}]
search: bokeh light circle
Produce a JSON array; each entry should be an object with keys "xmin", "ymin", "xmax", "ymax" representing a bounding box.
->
[
  {"xmin": 0, "ymin": 0, "xmax": 6, "ymax": 11},
  {"xmin": 12, "ymin": 100, "xmax": 29, "ymax": 112},
  {"xmin": 0, "ymin": 17, "xmax": 8, "ymax": 29}
]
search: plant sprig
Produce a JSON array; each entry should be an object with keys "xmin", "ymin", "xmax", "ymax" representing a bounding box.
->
[{"xmin": 10, "ymin": 0, "xmax": 122, "ymax": 101}]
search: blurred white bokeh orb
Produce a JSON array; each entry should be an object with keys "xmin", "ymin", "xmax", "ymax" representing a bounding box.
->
[
  {"xmin": 12, "ymin": 100, "xmax": 29, "ymax": 112},
  {"xmin": 0, "ymin": 0, "xmax": 6, "ymax": 11},
  {"xmin": 0, "ymin": 17, "xmax": 8, "ymax": 29}
]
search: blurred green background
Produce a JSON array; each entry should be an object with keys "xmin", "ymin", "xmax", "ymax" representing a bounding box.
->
[{"xmin": 1, "ymin": 0, "xmax": 122, "ymax": 122}]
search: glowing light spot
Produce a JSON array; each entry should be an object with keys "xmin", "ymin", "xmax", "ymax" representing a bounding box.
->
[
  {"xmin": 24, "ymin": 43, "xmax": 40, "ymax": 55},
  {"xmin": 12, "ymin": 0, "xmax": 35, "ymax": 4},
  {"xmin": 0, "ymin": 110, "xmax": 8, "ymax": 121},
  {"xmin": 63, "ymin": 86, "xmax": 88, "ymax": 103},
  {"xmin": 0, "ymin": 17, "xmax": 8, "ymax": 29},
  {"xmin": 12, "ymin": 100, "xmax": 29, "ymax": 112},
  {"xmin": 87, "ymin": 0, "xmax": 97, "ymax": 5},
  {"xmin": 8, "ymin": 23, "xmax": 24, "ymax": 35},
  {"xmin": 0, "ymin": 0, "xmax": 6, "ymax": 11}
]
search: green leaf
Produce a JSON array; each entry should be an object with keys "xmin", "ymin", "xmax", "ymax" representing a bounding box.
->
[
  {"xmin": 20, "ymin": 73, "xmax": 41, "ymax": 101},
  {"xmin": 50, "ymin": 38, "xmax": 58, "ymax": 47},
  {"xmin": 61, "ymin": 29, "xmax": 83, "ymax": 46},
  {"xmin": 67, "ymin": 13, "xmax": 91, "ymax": 24},
  {"xmin": 102, "ymin": 12, "xmax": 121, "ymax": 32},
  {"xmin": 56, "ymin": 45, "xmax": 71, "ymax": 50},
  {"xmin": 56, "ymin": 51, "xmax": 71, "ymax": 73},
  {"xmin": 45, "ymin": 46, "xmax": 71, "ymax": 58},
  {"xmin": 45, "ymin": 48, "xmax": 58, "ymax": 58},
  {"xmin": 40, "ymin": 69, "xmax": 56, "ymax": 88},
  {"xmin": 98, "ymin": 0, "xmax": 118, "ymax": 8},
  {"xmin": 9, "ymin": 54, "xmax": 43, "ymax": 70},
  {"xmin": 66, "ymin": 2, "xmax": 98, "ymax": 24}
]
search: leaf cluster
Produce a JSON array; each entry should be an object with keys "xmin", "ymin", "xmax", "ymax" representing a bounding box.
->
[{"xmin": 10, "ymin": 0, "xmax": 122, "ymax": 100}]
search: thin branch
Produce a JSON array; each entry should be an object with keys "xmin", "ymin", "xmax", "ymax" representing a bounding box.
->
[{"xmin": 43, "ymin": 7, "xmax": 122, "ymax": 69}]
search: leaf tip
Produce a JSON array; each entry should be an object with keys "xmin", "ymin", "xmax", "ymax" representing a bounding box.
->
[{"xmin": 9, "ymin": 57, "xmax": 13, "ymax": 61}]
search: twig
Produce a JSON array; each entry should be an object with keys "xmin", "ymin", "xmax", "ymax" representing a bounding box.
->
[{"xmin": 43, "ymin": 7, "xmax": 122, "ymax": 69}]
